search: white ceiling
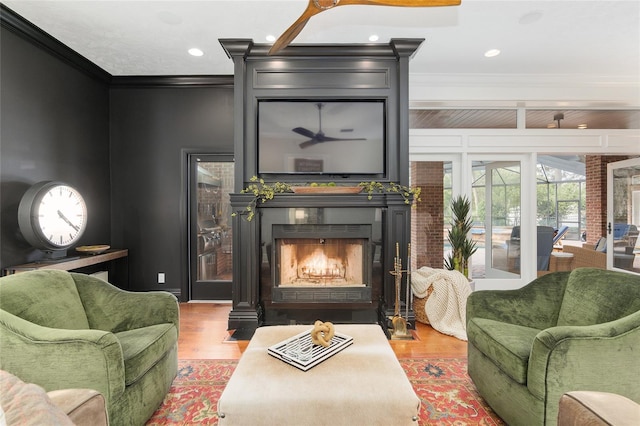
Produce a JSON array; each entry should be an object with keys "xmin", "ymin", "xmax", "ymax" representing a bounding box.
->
[{"xmin": 4, "ymin": 0, "xmax": 639, "ymax": 85}]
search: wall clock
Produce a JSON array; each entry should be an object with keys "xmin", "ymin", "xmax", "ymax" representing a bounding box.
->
[{"xmin": 18, "ymin": 181, "xmax": 88, "ymax": 256}]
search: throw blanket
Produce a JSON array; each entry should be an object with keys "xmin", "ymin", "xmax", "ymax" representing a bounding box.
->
[{"xmin": 411, "ymin": 267, "xmax": 471, "ymax": 341}]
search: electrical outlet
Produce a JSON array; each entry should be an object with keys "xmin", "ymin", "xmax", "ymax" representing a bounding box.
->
[{"xmin": 158, "ymin": 272, "xmax": 165, "ymax": 284}]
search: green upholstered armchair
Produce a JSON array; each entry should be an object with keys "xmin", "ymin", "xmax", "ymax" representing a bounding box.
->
[
  {"xmin": 466, "ymin": 268, "xmax": 640, "ymax": 426},
  {"xmin": 0, "ymin": 270, "xmax": 179, "ymax": 426}
]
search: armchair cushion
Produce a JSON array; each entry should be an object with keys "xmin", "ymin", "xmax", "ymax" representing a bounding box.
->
[
  {"xmin": 467, "ymin": 318, "xmax": 539, "ymax": 384},
  {"xmin": 116, "ymin": 323, "xmax": 177, "ymax": 386},
  {"xmin": 594, "ymin": 237, "xmax": 607, "ymax": 252}
]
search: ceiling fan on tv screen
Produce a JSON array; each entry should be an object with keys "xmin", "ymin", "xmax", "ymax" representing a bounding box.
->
[
  {"xmin": 295, "ymin": 103, "xmax": 366, "ymax": 149},
  {"xmin": 269, "ymin": 0, "xmax": 462, "ymax": 55}
]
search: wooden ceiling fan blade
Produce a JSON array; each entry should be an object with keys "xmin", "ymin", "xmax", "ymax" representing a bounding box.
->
[
  {"xmin": 269, "ymin": 18, "xmax": 311, "ymax": 55},
  {"xmin": 268, "ymin": 1, "xmax": 325, "ymax": 55},
  {"xmin": 269, "ymin": 0, "xmax": 460, "ymax": 54},
  {"xmin": 338, "ymin": 0, "xmax": 461, "ymax": 6}
]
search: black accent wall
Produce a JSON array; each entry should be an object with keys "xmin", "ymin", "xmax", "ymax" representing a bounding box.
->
[
  {"xmin": 110, "ymin": 82, "xmax": 233, "ymax": 296},
  {"xmin": 1, "ymin": 6, "xmax": 234, "ymax": 298},
  {"xmin": 0, "ymin": 21, "xmax": 110, "ymax": 270}
]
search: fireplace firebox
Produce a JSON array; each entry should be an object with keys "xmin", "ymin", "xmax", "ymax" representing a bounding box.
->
[{"xmin": 272, "ymin": 224, "xmax": 372, "ymax": 303}]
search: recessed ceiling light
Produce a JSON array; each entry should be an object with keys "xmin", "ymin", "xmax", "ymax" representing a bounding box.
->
[
  {"xmin": 266, "ymin": 35, "xmax": 276, "ymax": 42},
  {"xmin": 484, "ymin": 49, "xmax": 501, "ymax": 58},
  {"xmin": 369, "ymin": 35, "xmax": 379, "ymax": 42},
  {"xmin": 188, "ymin": 48, "xmax": 204, "ymax": 57},
  {"xmin": 578, "ymin": 124, "xmax": 588, "ymax": 129}
]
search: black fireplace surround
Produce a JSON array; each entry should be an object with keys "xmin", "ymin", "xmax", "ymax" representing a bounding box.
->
[
  {"xmin": 230, "ymin": 193, "xmax": 412, "ymax": 328},
  {"xmin": 221, "ymin": 38, "xmax": 422, "ymax": 332}
]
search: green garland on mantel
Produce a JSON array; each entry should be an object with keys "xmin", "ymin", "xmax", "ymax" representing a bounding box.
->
[{"xmin": 233, "ymin": 176, "xmax": 421, "ymax": 221}]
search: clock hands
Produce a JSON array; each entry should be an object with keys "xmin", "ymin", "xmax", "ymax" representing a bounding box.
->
[{"xmin": 57, "ymin": 210, "xmax": 80, "ymax": 232}]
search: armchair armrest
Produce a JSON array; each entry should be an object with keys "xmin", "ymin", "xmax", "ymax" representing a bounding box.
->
[
  {"xmin": 562, "ymin": 245, "xmax": 606, "ymax": 269},
  {"xmin": 466, "ymin": 272, "xmax": 569, "ymax": 330},
  {"xmin": 71, "ymin": 273, "xmax": 179, "ymax": 334},
  {"xmin": 528, "ymin": 310, "xmax": 640, "ymax": 402},
  {"xmin": 0, "ymin": 309, "xmax": 125, "ymax": 405}
]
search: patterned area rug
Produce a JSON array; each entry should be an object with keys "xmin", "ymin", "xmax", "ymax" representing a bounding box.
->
[
  {"xmin": 401, "ymin": 358, "xmax": 504, "ymax": 425},
  {"xmin": 147, "ymin": 358, "xmax": 504, "ymax": 425}
]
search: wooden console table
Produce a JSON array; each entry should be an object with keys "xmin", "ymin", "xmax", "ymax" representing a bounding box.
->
[{"xmin": 3, "ymin": 249, "xmax": 128, "ymax": 275}]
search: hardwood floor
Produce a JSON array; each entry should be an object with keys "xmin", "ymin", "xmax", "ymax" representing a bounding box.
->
[{"xmin": 177, "ymin": 302, "xmax": 468, "ymax": 360}]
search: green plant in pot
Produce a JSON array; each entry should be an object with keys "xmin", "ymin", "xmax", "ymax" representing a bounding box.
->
[{"xmin": 444, "ymin": 195, "xmax": 477, "ymax": 279}]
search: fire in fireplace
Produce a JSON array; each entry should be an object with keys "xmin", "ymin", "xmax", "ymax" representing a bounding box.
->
[
  {"xmin": 271, "ymin": 224, "xmax": 373, "ymax": 303},
  {"xmin": 277, "ymin": 238, "xmax": 365, "ymax": 287}
]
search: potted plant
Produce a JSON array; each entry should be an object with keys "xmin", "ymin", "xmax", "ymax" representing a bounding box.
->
[{"xmin": 444, "ymin": 195, "xmax": 477, "ymax": 279}]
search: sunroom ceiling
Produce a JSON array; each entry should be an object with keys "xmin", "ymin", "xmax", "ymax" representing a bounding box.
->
[{"xmin": 409, "ymin": 109, "xmax": 640, "ymax": 129}]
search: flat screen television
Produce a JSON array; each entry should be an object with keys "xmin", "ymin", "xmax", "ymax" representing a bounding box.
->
[{"xmin": 257, "ymin": 99, "xmax": 386, "ymax": 176}]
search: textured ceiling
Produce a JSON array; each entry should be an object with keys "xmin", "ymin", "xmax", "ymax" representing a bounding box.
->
[{"xmin": 3, "ymin": 0, "xmax": 639, "ymax": 81}]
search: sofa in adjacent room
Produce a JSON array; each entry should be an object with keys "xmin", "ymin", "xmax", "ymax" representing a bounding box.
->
[
  {"xmin": 466, "ymin": 268, "xmax": 640, "ymax": 425},
  {"xmin": 0, "ymin": 270, "xmax": 179, "ymax": 426},
  {"xmin": 563, "ymin": 239, "xmax": 636, "ymax": 270}
]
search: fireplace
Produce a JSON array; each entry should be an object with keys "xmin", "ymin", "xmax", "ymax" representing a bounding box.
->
[
  {"xmin": 254, "ymin": 206, "xmax": 385, "ymax": 325},
  {"xmin": 222, "ymin": 39, "xmax": 421, "ymax": 332},
  {"xmin": 271, "ymin": 224, "xmax": 372, "ymax": 303}
]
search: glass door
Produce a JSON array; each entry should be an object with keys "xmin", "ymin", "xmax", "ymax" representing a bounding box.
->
[
  {"xmin": 607, "ymin": 157, "xmax": 640, "ymax": 274},
  {"xmin": 479, "ymin": 161, "xmax": 523, "ymax": 279},
  {"xmin": 189, "ymin": 154, "xmax": 234, "ymax": 300}
]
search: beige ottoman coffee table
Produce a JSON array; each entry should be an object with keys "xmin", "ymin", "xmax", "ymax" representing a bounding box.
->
[{"xmin": 217, "ymin": 324, "xmax": 420, "ymax": 425}]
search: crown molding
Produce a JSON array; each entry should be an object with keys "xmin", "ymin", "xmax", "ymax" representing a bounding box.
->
[
  {"xmin": 110, "ymin": 75, "xmax": 234, "ymax": 88},
  {"xmin": 410, "ymin": 73, "xmax": 640, "ymax": 88},
  {"xmin": 409, "ymin": 73, "xmax": 640, "ymax": 107},
  {"xmin": 1, "ymin": 3, "xmax": 111, "ymax": 83},
  {"xmin": 1, "ymin": 5, "xmax": 235, "ymax": 89},
  {"xmin": 220, "ymin": 38, "xmax": 424, "ymax": 60}
]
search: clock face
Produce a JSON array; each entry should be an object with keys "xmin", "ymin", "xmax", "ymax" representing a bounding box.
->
[
  {"xmin": 18, "ymin": 181, "xmax": 88, "ymax": 251},
  {"xmin": 35, "ymin": 185, "xmax": 87, "ymax": 247}
]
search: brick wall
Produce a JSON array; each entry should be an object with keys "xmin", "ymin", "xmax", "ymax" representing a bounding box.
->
[
  {"xmin": 585, "ymin": 155, "xmax": 629, "ymax": 244},
  {"xmin": 197, "ymin": 163, "xmax": 234, "ymax": 228},
  {"xmin": 410, "ymin": 162, "xmax": 444, "ymax": 270}
]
